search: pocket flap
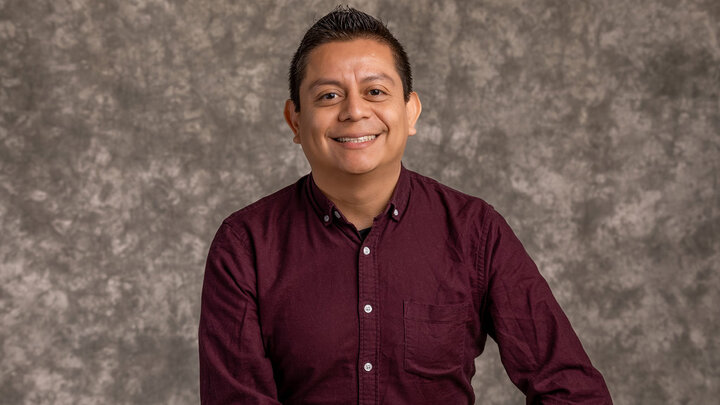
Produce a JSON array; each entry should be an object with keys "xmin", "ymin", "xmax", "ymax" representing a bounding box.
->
[{"xmin": 403, "ymin": 300, "xmax": 470, "ymax": 323}]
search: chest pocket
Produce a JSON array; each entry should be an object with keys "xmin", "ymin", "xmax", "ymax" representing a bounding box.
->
[{"xmin": 403, "ymin": 300, "xmax": 471, "ymax": 378}]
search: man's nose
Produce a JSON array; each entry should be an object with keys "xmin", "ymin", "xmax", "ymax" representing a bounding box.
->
[{"xmin": 338, "ymin": 91, "xmax": 371, "ymax": 121}]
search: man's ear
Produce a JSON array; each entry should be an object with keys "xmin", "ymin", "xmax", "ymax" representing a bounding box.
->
[
  {"xmin": 284, "ymin": 99, "xmax": 301, "ymax": 144},
  {"xmin": 405, "ymin": 92, "xmax": 422, "ymax": 136}
]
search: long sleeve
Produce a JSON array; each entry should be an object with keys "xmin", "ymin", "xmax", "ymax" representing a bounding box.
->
[
  {"xmin": 481, "ymin": 209, "xmax": 612, "ymax": 404},
  {"xmin": 199, "ymin": 222, "xmax": 281, "ymax": 405}
]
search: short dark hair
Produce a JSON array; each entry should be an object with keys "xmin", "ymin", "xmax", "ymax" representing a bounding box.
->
[{"xmin": 288, "ymin": 6, "xmax": 413, "ymax": 112}]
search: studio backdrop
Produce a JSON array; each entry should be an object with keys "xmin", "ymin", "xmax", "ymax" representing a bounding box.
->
[{"xmin": 1, "ymin": 0, "xmax": 718, "ymax": 403}]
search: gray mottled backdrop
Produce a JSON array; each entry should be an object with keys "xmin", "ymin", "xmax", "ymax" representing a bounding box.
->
[{"xmin": 1, "ymin": 0, "xmax": 718, "ymax": 403}]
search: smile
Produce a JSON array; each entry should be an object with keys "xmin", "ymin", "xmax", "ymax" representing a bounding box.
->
[{"xmin": 333, "ymin": 135, "xmax": 378, "ymax": 143}]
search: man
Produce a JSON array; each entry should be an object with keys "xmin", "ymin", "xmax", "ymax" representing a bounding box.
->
[{"xmin": 199, "ymin": 6, "xmax": 612, "ymax": 404}]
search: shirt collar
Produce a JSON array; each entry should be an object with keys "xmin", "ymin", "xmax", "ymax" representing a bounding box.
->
[{"xmin": 306, "ymin": 163, "xmax": 411, "ymax": 226}]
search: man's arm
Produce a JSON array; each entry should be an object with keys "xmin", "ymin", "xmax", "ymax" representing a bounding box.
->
[
  {"xmin": 481, "ymin": 209, "xmax": 612, "ymax": 404},
  {"xmin": 199, "ymin": 222, "xmax": 281, "ymax": 404}
]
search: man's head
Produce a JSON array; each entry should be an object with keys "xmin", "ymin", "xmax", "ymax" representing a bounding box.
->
[
  {"xmin": 284, "ymin": 7, "xmax": 422, "ymax": 179},
  {"xmin": 288, "ymin": 6, "xmax": 413, "ymax": 112}
]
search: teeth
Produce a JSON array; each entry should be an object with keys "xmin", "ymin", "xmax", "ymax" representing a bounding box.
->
[{"xmin": 336, "ymin": 135, "xmax": 377, "ymax": 143}]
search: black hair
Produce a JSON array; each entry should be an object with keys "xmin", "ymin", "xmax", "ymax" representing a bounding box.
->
[{"xmin": 288, "ymin": 5, "xmax": 412, "ymax": 112}]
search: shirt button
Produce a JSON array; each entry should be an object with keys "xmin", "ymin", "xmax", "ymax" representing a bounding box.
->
[
  {"xmin": 323, "ymin": 214, "xmax": 330, "ymax": 222},
  {"xmin": 363, "ymin": 362, "xmax": 373, "ymax": 372},
  {"xmin": 393, "ymin": 208, "xmax": 399, "ymax": 216},
  {"xmin": 363, "ymin": 246, "xmax": 370, "ymax": 255},
  {"xmin": 364, "ymin": 304, "xmax": 372, "ymax": 313},
  {"xmin": 334, "ymin": 210, "xmax": 341, "ymax": 219}
]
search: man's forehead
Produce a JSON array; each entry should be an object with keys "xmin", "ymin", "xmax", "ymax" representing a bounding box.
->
[{"xmin": 302, "ymin": 39, "xmax": 399, "ymax": 87}]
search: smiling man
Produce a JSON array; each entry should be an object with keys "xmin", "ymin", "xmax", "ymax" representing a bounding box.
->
[
  {"xmin": 199, "ymin": 6, "xmax": 612, "ymax": 405},
  {"xmin": 284, "ymin": 35, "xmax": 420, "ymax": 230}
]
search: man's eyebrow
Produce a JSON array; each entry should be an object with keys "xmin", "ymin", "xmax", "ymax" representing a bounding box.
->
[
  {"xmin": 360, "ymin": 73, "xmax": 395, "ymax": 85},
  {"xmin": 307, "ymin": 78, "xmax": 343, "ymax": 90},
  {"xmin": 307, "ymin": 73, "xmax": 396, "ymax": 90}
]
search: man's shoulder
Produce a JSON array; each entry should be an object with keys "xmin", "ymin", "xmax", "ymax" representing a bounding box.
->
[
  {"xmin": 222, "ymin": 175, "xmax": 307, "ymax": 229},
  {"xmin": 404, "ymin": 168, "xmax": 505, "ymax": 249},
  {"xmin": 406, "ymin": 168, "xmax": 495, "ymax": 216}
]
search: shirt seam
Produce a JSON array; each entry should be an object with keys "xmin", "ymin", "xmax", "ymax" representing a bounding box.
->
[
  {"xmin": 220, "ymin": 219, "xmax": 250, "ymax": 247},
  {"xmin": 476, "ymin": 204, "xmax": 494, "ymax": 317}
]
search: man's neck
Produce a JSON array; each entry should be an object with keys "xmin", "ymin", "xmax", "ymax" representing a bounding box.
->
[{"xmin": 313, "ymin": 164, "xmax": 401, "ymax": 230}]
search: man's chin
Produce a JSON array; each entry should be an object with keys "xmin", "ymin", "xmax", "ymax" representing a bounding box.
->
[
  {"xmin": 318, "ymin": 163, "xmax": 379, "ymax": 178},
  {"xmin": 311, "ymin": 159, "xmax": 400, "ymax": 179},
  {"xmin": 344, "ymin": 159, "xmax": 395, "ymax": 175},
  {"xmin": 336, "ymin": 168, "xmax": 376, "ymax": 177}
]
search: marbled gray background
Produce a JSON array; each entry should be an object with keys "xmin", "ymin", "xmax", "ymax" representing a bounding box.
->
[{"xmin": 1, "ymin": 0, "xmax": 718, "ymax": 403}]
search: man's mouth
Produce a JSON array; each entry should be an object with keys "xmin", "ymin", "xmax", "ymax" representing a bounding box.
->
[{"xmin": 332, "ymin": 134, "xmax": 378, "ymax": 143}]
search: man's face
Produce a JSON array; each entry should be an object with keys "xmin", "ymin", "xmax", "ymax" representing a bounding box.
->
[{"xmin": 284, "ymin": 38, "xmax": 421, "ymax": 178}]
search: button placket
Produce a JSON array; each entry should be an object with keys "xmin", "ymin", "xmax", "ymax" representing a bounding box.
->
[{"xmin": 358, "ymin": 231, "xmax": 378, "ymax": 404}]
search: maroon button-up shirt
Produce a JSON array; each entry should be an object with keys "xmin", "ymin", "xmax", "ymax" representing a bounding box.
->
[{"xmin": 199, "ymin": 165, "xmax": 612, "ymax": 404}]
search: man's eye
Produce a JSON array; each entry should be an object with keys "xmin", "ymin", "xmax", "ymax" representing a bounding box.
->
[
  {"xmin": 368, "ymin": 89, "xmax": 385, "ymax": 96},
  {"xmin": 321, "ymin": 93, "xmax": 337, "ymax": 100}
]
